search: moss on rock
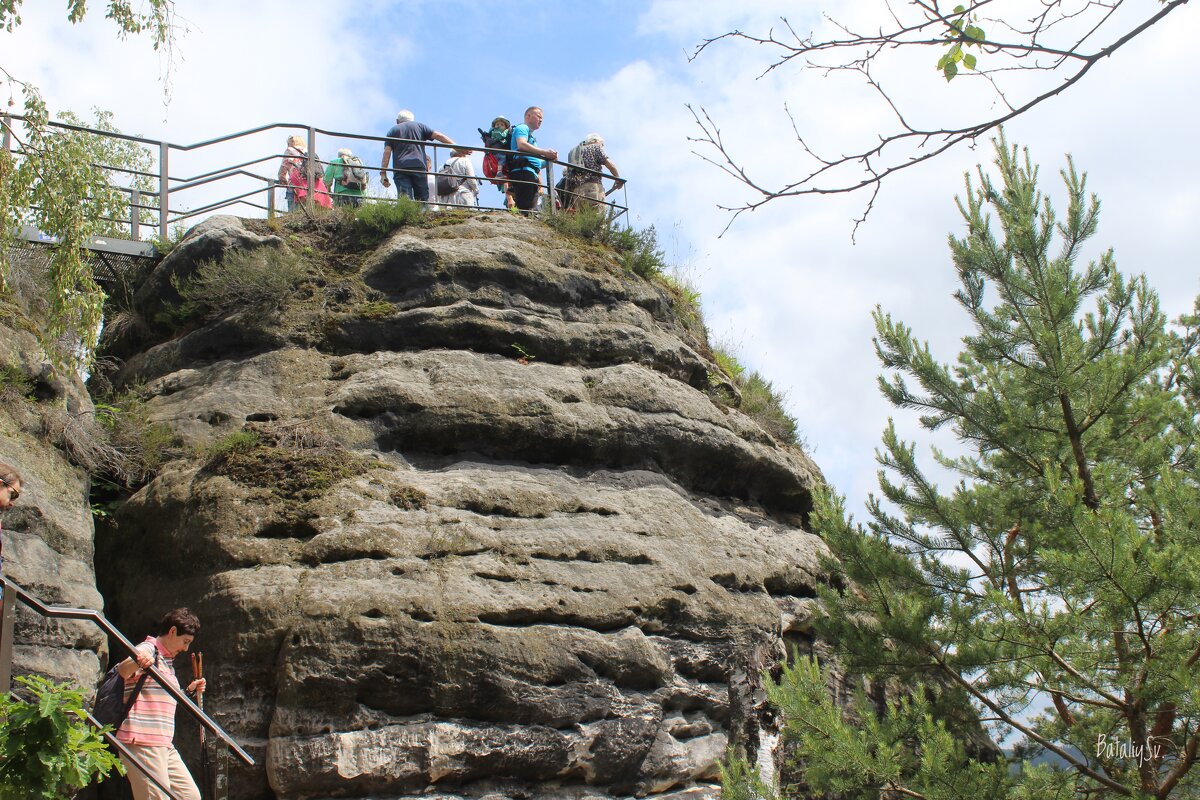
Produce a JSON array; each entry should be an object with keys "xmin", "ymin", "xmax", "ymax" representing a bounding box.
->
[{"xmin": 207, "ymin": 443, "xmax": 371, "ymax": 502}]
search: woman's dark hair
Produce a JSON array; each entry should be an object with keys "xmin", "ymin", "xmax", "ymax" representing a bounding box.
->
[
  {"xmin": 0, "ymin": 461, "xmax": 21, "ymax": 487},
  {"xmin": 157, "ymin": 607, "xmax": 201, "ymax": 637}
]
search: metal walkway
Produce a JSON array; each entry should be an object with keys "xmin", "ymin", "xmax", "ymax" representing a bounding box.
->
[{"xmin": 5, "ymin": 114, "xmax": 630, "ymax": 269}]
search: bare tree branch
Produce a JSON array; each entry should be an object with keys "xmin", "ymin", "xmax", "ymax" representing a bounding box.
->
[{"xmin": 689, "ymin": 0, "xmax": 1191, "ymax": 234}]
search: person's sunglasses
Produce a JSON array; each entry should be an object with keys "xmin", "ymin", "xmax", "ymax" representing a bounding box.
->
[{"xmin": 1, "ymin": 477, "xmax": 19, "ymax": 501}]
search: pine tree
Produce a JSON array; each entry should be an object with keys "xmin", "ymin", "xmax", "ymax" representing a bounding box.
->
[{"xmin": 725, "ymin": 135, "xmax": 1200, "ymax": 799}]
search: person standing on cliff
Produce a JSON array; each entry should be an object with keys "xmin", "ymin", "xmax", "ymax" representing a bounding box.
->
[
  {"xmin": 379, "ymin": 110, "xmax": 455, "ymax": 203},
  {"xmin": 277, "ymin": 135, "xmax": 306, "ymax": 212},
  {"xmin": 0, "ymin": 461, "xmax": 23, "ymax": 624},
  {"xmin": 114, "ymin": 608, "xmax": 207, "ymax": 800},
  {"xmin": 508, "ymin": 106, "xmax": 558, "ymax": 214},
  {"xmin": 568, "ymin": 133, "xmax": 623, "ymax": 211}
]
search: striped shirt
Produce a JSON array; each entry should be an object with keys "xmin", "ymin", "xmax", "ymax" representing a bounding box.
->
[{"xmin": 115, "ymin": 637, "xmax": 178, "ymax": 746}]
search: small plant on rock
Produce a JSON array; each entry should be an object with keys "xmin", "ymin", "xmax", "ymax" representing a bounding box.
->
[
  {"xmin": 511, "ymin": 343, "xmax": 536, "ymax": 364},
  {"xmin": 542, "ymin": 209, "xmax": 668, "ymax": 279},
  {"xmin": 711, "ymin": 344, "xmax": 801, "ymax": 445},
  {"xmin": 352, "ymin": 198, "xmax": 425, "ymax": 245},
  {"xmin": 542, "ymin": 205, "xmax": 611, "ymax": 242},
  {"xmin": 0, "ymin": 363, "xmax": 35, "ymax": 401},
  {"xmin": 205, "ymin": 429, "xmax": 261, "ymax": 459},
  {"xmin": 149, "ymin": 223, "xmax": 190, "ymax": 259},
  {"xmin": 171, "ymin": 246, "xmax": 310, "ymax": 324},
  {"xmin": 611, "ymin": 224, "xmax": 666, "ymax": 279}
]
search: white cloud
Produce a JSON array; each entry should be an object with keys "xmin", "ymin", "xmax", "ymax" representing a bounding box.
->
[
  {"xmin": 4, "ymin": 1, "xmax": 407, "ymax": 222},
  {"xmin": 582, "ymin": 0, "xmax": 1200, "ymax": 508}
]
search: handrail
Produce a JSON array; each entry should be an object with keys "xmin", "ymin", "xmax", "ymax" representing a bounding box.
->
[
  {"xmin": 3, "ymin": 113, "xmax": 631, "ymax": 244},
  {"xmin": 0, "ymin": 575, "xmax": 255, "ymax": 767}
]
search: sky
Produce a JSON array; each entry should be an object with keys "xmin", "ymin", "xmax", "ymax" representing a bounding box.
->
[{"xmin": 4, "ymin": 0, "xmax": 1199, "ymax": 520}]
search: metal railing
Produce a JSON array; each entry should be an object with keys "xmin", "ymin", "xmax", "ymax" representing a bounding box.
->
[
  {"xmin": 0, "ymin": 575, "xmax": 255, "ymax": 773},
  {"xmin": 2, "ymin": 115, "xmax": 630, "ymax": 248}
]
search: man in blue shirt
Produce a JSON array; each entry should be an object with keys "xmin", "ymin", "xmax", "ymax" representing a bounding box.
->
[
  {"xmin": 379, "ymin": 110, "xmax": 456, "ymax": 202},
  {"xmin": 508, "ymin": 106, "xmax": 559, "ymax": 213}
]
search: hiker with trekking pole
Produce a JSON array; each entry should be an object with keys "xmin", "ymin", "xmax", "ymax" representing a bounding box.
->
[{"xmin": 109, "ymin": 608, "xmax": 207, "ymax": 800}]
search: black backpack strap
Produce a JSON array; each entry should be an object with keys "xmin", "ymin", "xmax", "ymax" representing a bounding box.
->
[{"xmin": 118, "ymin": 649, "xmax": 159, "ymax": 728}]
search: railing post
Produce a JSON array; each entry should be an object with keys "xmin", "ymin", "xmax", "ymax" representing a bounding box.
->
[
  {"xmin": 545, "ymin": 161, "xmax": 555, "ymax": 215},
  {"xmin": 267, "ymin": 179, "xmax": 276, "ymax": 220},
  {"xmin": 159, "ymin": 141, "xmax": 170, "ymax": 242},
  {"xmin": 130, "ymin": 188, "xmax": 141, "ymax": 241},
  {"xmin": 306, "ymin": 126, "xmax": 316, "ymax": 205},
  {"xmin": 0, "ymin": 578, "xmax": 15, "ymax": 693},
  {"xmin": 211, "ymin": 740, "xmax": 231, "ymax": 800}
]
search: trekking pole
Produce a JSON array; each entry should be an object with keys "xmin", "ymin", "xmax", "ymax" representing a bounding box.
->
[
  {"xmin": 192, "ymin": 652, "xmax": 213, "ymax": 799},
  {"xmin": 191, "ymin": 652, "xmax": 205, "ymax": 745}
]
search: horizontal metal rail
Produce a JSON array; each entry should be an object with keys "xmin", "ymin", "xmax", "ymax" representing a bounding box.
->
[
  {"xmin": 4, "ymin": 114, "xmax": 631, "ymax": 247},
  {"xmin": 181, "ymin": 154, "xmax": 280, "ymax": 184},
  {"xmin": 171, "ymin": 167, "xmax": 274, "ymax": 194},
  {"xmin": 174, "ymin": 187, "xmax": 275, "ymax": 218},
  {"xmin": 0, "ymin": 575, "xmax": 255, "ymax": 767}
]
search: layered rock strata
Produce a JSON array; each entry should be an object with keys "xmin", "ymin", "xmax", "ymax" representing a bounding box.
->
[
  {"xmin": 97, "ymin": 214, "xmax": 828, "ymax": 800},
  {"xmin": 0, "ymin": 304, "xmax": 106, "ymax": 691}
]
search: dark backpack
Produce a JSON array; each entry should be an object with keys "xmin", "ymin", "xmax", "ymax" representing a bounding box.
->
[
  {"xmin": 341, "ymin": 155, "xmax": 368, "ymax": 190},
  {"xmin": 435, "ymin": 160, "xmax": 460, "ymax": 196},
  {"xmin": 94, "ymin": 649, "xmax": 159, "ymax": 731}
]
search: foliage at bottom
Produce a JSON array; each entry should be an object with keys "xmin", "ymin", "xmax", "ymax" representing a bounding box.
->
[{"xmin": 0, "ymin": 675, "xmax": 122, "ymax": 799}]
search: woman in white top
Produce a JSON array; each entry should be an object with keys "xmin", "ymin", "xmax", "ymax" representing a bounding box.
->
[{"xmin": 436, "ymin": 148, "xmax": 480, "ymax": 208}]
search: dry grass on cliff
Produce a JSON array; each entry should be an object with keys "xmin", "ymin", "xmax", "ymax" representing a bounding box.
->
[
  {"xmin": 37, "ymin": 392, "xmax": 180, "ymax": 489},
  {"xmin": 711, "ymin": 344, "xmax": 802, "ymax": 446},
  {"xmin": 171, "ymin": 246, "xmax": 312, "ymax": 324},
  {"xmin": 203, "ymin": 420, "xmax": 374, "ymax": 504}
]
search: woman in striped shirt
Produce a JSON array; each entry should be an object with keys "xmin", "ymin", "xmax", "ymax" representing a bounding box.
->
[{"xmin": 115, "ymin": 608, "xmax": 207, "ymax": 800}]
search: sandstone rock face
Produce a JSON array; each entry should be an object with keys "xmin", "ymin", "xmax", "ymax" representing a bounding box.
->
[
  {"xmin": 0, "ymin": 315, "xmax": 106, "ymax": 691},
  {"xmin": 97, "ymin": 214, "xmax": 828, "ymax": 799}
]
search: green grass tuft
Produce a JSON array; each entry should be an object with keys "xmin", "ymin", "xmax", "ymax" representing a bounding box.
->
[
  {"xmin": 171, "ymin": 246, "xmax": 310, "ymax": 324},
  {"xmin": 353, "ymin": 197, "xmax": 426, "ymax": 244},
  {"xmin": 712, "ymin": 345, "xmax": 802, "ymax": 445},
  {"xmin": 206, "ymin": 429, "xmax": 261, "ymax": 459}
]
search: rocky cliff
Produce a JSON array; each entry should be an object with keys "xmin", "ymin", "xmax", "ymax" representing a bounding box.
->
[
  {"xmin": 0, "ymin": 283, "xmax": 107, "ymax": 692},
  {"xmin": 89, "ymin": 211, "xmax": 830, "ymax": 800}
]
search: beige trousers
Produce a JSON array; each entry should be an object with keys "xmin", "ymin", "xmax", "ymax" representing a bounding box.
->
[
  {"xmin": 572, "ymin": 180, "xmax": 606, "ymax": 210},
  {"xmin": 119, "ymin": 743, "xmax": 201, "ymax": 800}
]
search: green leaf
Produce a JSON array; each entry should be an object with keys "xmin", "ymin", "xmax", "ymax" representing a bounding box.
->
[
  {"xmin": 943, "ymin": 60, "xmax": 959, "ymax": 81},
  {"xmin": 966, "ymin": 25, "xmax": 986, "ymax": 42},
  {"xmin": 964, "ymin": 53, "xmax": 977, "ymax": 70},
  {"xmin": 0, "ymin": 679, "xmax": 119, "ymax": 796}
]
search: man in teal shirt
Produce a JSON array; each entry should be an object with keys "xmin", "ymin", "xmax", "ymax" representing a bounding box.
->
[
  {"xmin": 509, "ymin": 106, "xmax": 558, "ymax": 213},
  {"xmin": 324, "ymin": 148, "xmax": 368, "ymax": 208}
]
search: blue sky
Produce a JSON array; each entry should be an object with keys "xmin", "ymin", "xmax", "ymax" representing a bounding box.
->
[{"xmin": 5, "ymin": 0, "xmax": 1199, "ymax": 518}]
